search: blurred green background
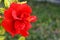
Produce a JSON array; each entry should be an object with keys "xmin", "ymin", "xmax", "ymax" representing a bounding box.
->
[{"xmin": 0, "ymin": 0, "xmax": 60, "ymax": 40}]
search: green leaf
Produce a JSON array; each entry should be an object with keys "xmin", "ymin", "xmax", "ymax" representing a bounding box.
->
[
  {"xmin": 0, "ymin": 0, "xmax": 2, "ymax": 3},
  {"xmin": 4, "ymin": 0, "xmax": 11, "ymax": 8},
  {"xmin": 0, "ymin": 36, "xmax": 5, "ymax": 40},
  {"xmin": 0, "ymin": 26, "xmax": 5, "ymax": 35},
  {"xmin": 0, "ymin": 8, "xmax": 5, "ymax": 14},
  {"xmin": 18, "ymin": 36, "xmax": 25, "ymax": 40},
  {"xmin": 11, "ymin": 0, "xmax": 18, "ymax": 3},
  {"xmin": 4, "ymin": 0, "xmax": 18, "ymax": 8}
]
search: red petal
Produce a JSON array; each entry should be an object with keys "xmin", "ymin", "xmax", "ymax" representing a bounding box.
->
[
  {"xmin": 30, "ymin": 16, "xmax": 37, "ymax": 22},
  {"xmin": 26, "ymin": 16, "xmax": 37, "ymax": 22},
  {"xmin": 19, "ymin": 30, "xmax": 29, "ymax": 37},
  {"xmin": 24, "ymin": 22, "xmax": 32, "ymax": 31},
  {"xmin": 12, "ymin": 10, "xmax": 20, "ymax": 20},
  {"xmin": 2, "ymin": 19, "xmax": 15, "ymax": 37},
  {"xmin": 21, "ymin": 4, "xmax": 32, "ymax": 13},
  {"xmin": 14, "ymin": 21, "xmax": 25, "ymax": 34},
  {"xmin": 4, "ymin": 8, "xmax": 13, "ymax": 20},
  {"xmin": 10, "ymin": 3, "xmax": 21, "ymax": 12},
  {"xmin": 10, "ymin": 3, "xmax": 32, "ymax": 14}
]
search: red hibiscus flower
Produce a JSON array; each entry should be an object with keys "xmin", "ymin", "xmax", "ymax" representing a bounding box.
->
[{"xmin": 2, "ymin": 3, "xmax": 37, "ymax": 37}]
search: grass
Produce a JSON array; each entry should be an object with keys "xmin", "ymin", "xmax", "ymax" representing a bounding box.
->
[{"xmin": 26, "ymin": 2, "xmax": 60, "ymax": 40}]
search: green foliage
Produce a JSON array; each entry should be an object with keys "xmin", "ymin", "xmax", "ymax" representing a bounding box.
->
[
  {"xmin": 4, "ymin": 0, "xmax": 18, "ymax": 8},
  {"xmin": 0, "ymin": 36, "xmax": 5, "ymax": 40},
  {"xmin": 18, "ymin": 36, "xmax": 25, "ymax": 40},
  {"xmin": 0, "ymin": 0, "xmax": 2, "ymax": 3},
  {"xmin": 4, "ymin": 0, "xmax": 11, "ymax": 8},
  {"xmin": 0, "ymin": 8, "xmax": 5, "ymax": 14}
]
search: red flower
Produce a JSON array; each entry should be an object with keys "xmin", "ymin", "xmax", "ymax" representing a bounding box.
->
[{"xmin": 2, "ymin": 3, "xmax": 37, "ymax": 37}]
